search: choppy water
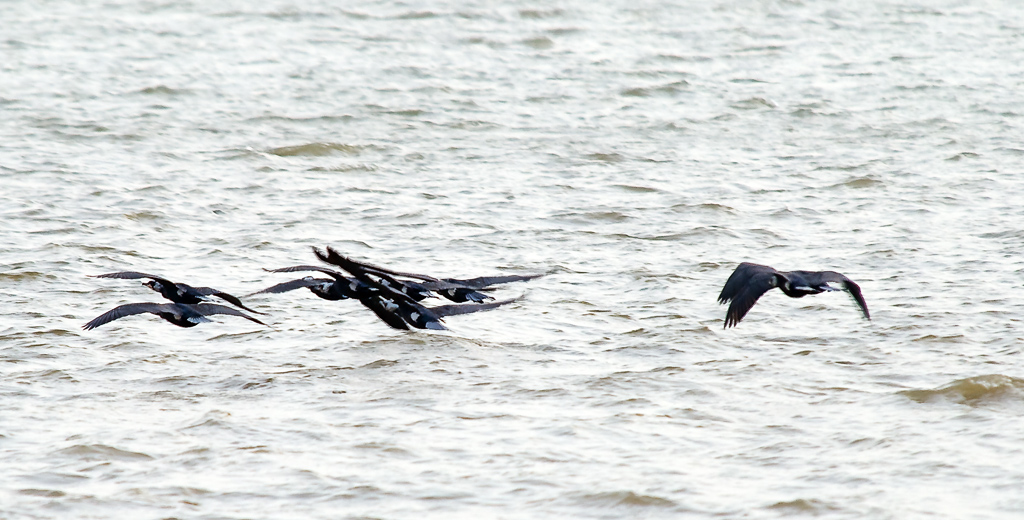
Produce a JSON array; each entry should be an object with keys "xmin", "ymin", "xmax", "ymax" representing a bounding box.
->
[{"xmin": 4, "ymin": 1, "xmax": 1024, "ymax": 518}]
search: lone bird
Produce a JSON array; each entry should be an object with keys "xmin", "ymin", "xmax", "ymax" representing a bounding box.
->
[
  {"xmin": 83, "ymin": 302, "xmax": 267, "ymax": 330},
  {"xmin": 93, "ymin": 271, "xmax": 265, "ymax": 315},
  {"xmin": 717, "ymin": 263, "xmax": 870, "ymax": 328}
]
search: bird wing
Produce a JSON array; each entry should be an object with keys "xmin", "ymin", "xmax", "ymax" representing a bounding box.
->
[
  {"xmin": 264, "ymin": 265, "xmax": 348, "ymax": 280},
  {"xmin": 247, "ymin": 277, "xmax": 332, "ymax": 296},
  {"xmin": 188, "ymin": 287, "xmax": 266, "ymax": 315},
  {"xmin": 414, "ymin": 274, "xmax": 544, "ymax": 292},
  {"xmin": 92, "ymin": 271, "xmax": 174, "ymax": 286},
  {"xmin": 428, "ymin": 297, "xmax": 520, "ymax": 317},
  {"xmin": 718, "ymin": 263, "xmax": 780, "ymax": 328},
  {"xmin": 718, "ymin": 263, "xmax": 777, "ymax": 304},
  {"xmin": 807, "ymin": 271, "xmax": 870, "ymax": 320},
  {"xmin": 313, "ymin": 246, "xmax": 436, "ymax": 292},
  {"xmin": 191, "ymin": 304, "xmax": 268, "ymax": 327},
  {"xmin": 358, "ymin": 296, "xmax": 411, "ymax": 330},
  {"xmin": 83, "ymin": 302, "xmax": 173, "ymax": 330},
  {"xmin": 842, "ymin": 279, "xmax": 870, "ymax": 320},
  {"xmin": 314, "ymin": 246, "xmax": 455, "ymax": 283},
  {"xmin": 442, "ymin": 274, "xmax": 544, "ymax": 289}
]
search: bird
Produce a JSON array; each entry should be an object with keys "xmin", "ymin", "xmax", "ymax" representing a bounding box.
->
[
  {"xmin": 92, "ymin": 271, "xmax": 265, "ymax": 315},
  {"xmin": 313, "ymin": 246, "xmax": 519, "ymax": 330},
  {"xmin": 717, "ymin": 262, "xmax": 870, "ymax": 328},
  {"xmin": 246, "ymin": 266, "xmax": 372, "ymax": 301},
  {"xmin": 312, "ymin": 247, "xmax": 542, "ymax": 302},
  {"xmin": 83, "ymin": 302, "xmax": 268, "ymax": 330}
]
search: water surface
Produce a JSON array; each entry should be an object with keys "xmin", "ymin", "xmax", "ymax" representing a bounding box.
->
[{"xmin": 3, "ymin": 1, "xmax": 1024, "ymax": 518}]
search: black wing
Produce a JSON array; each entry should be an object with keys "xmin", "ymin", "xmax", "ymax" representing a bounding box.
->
[
  {"xmin": 415, "ymin": 274, "xmax": 543, "ymax": 301},
  {"xmin": 92, "ymin": 271, "xmax": 174, "ymax": 286},
  {"xmin": 428, "ymin": 297, "xmax": 520, "ymax": 317},
  {"xmin": 188, "ymin": 287, "xmax": 266, "ymax": 315},
  {"xmin": 247, "ymin": 277, "xmax": 333, "ymax": 296},
  {"xmin": 191, "ymin": 303, "xmax": 268, "ymax": 327},
  {"xmin": 314, "ymin": 247, "xmax": 470, "ymax": 290},
  {"xmin": 441, "ymin": 274, "xmax": 544, "ymax": 289},
  {"xmin": 264, "ymin": 265, "xmax": 348, "ymax": 280},
  {"xmin": 718, "ymin": 263, "xmax": 781, "ymax": 328},
  {"xmin": 807, "ymin": 271, "xmax": 871, "ymax": 320},
  {"xmin": 316, "ymin": 249, "xmax": 443, "ymax": 283},
  {"xmin": 313, "ymin": 247, "xmax": 439, "ymax": 292},
  {"xmin": 83, "ymin": 302, "xmax": 176, "ymax": 330},
  {"xmin": 358, "ymin": 295, "xmax": 411, "ymax": 330}
]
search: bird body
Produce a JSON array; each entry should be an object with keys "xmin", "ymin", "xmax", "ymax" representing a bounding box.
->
[{"xmin": 718, "ymin": 263, "xmax": 869, "ymax": 328}]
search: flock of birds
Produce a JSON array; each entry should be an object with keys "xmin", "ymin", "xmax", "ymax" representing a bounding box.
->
[
  {"xmin": 83, "ymin": 247, "xmax": 871, "ymax": 332},
  {"xmin": 84, "ymin": 246, "xmax": 541, "ymax": 332}
]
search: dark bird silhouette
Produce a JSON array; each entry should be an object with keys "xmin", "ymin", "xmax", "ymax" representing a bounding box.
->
[
  {"xmin": 312, "ymin": 248, "xmax": 542, "ymax": 302},
  {"xmin": 247, "ymin": 266, "xmax": 372, "ymax": 301},
  {"xmin": 313, "ymin": 246, "xmax": 519, "ymax": 330},
  {"xmin": 83, "ymin": 302, "xmax": 267, "ymax": 330},
  {"xmin": 717, "ymin": 262, "xmax": 870, "ymax": 328},
  {"xmin": 93, "ymin": 271, "xmax": 265, "ymax": 315}
]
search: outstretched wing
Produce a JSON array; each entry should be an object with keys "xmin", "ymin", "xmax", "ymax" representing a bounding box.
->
[
  {"xmin": 359, "ymin": 296, "xmax": 412, "ymax": 330},
  {"xmin": 416, "ymin": 274, "xmax": 544, "ymax": 301},
  {"xmin": 313, "ymin": 247, "xmax": 439, "ymax": 293},
  {"xmin": 314, "ymin": 247, "xmax": 469, "ymax": 290},
  {"xmin": 428, "ymin": 297, "xmax": 520, "ymax": 318},
  {"xmin": 188, "ymin": 287, "xmax": 265, "ymax": 315},
  {"xmin": 191, "ymin": 303, "xmax": 268, "ymax": 327},
  {"xmin": 718, "ymin": 263, "xmax": 780, "ymax": 328},
  {"xmin": 810, "ymin": 271, "xmax": 870, "ymax": 320},
  {"xmin": 247, "ymin": 277, "xmax": 333, "ymax": 296},
  {"xmin": 317, "ymin": 249, "xmax": 443, "ymax": 283},
  {"xmin": 92, "ymin": 271, "xmax": 174, "ymax": 286},
  {"xmin": 83, "ymin": 302, "xmax": 173, "ymax": 330},
  {"xmin": 264, "ymin": 265, "xmax": 348, "ymax": 280},
  {"xmin": 442, "ymin": 274, "xmax": 544, "ymax": 289}
]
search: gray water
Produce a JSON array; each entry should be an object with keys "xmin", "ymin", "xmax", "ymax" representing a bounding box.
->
[{"xmin": 3, "ymin": 1, "xmax": 1024, "ymax": 518}]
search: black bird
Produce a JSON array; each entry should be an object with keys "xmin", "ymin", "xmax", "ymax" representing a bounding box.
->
[
  {"xmin": 83, "ymin": 302, "xmax": 268, "ymax": 330},
  {"xmin": 314, "ymin": 246, "xmax": 519, "ymax": 330},
  {"xmin": 717, "ymin": 262, "xmax": 870, "ymax": 328},
  {"xmin": 93, "ymin": 271, "xmax": 265, "ymax": 315},
  {"xmin": 247, "ymin": 266, "xmax": 372, "ymax": 301},
  {"xmin": 312, "ymin": 248, "xmax": 542, "ymax": 302}
]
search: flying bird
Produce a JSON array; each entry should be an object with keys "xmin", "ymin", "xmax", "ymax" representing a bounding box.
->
[
  {"xmin": 717, "ymin": 262, "xmax": 870, "ymax": 328},
  {"xmin": 83, "ymin": 302, "xmax": 267, "ymax": 330},
  {"xmin": 92, "ymin": 271, "xmax": 265, "ymax": 315}
]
